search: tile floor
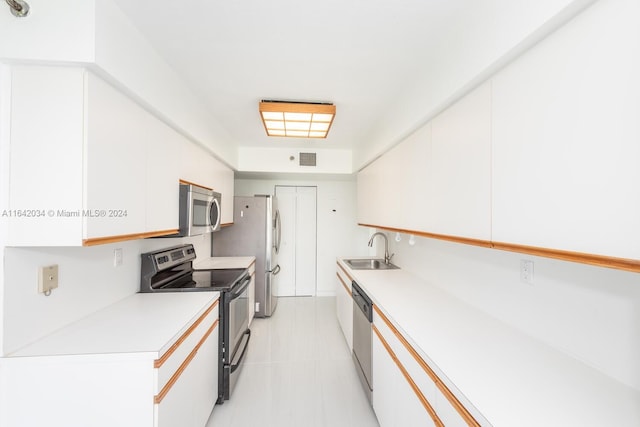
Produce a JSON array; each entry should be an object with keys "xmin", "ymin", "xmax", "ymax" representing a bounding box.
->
[{"xmin": 206, "ymin": 296, "xmax": 379, "ymax": 427}]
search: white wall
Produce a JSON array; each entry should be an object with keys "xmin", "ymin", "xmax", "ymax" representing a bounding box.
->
[
  {"xmin": 0, "ymin": 0, "xmax": 96, "ymax": 62},
  {"xmin": 235, "ymin": 176, "xmax": 369, "ymax": 296},
  {"xmin": 1, "ymin": 234, "xmax": 211, "ymax": 355},
  {"xmin": 383, "ymin": 233, "xmax": 640, "ymax": 391},
  {"xmin": 92, "ymin": 0, "xmax": 236, "ymax": 166},
  {"xmin": 238, "ymin": 147, "xmax": 352, "ymax": 174},
  {"xmin": 0, "ymin": 0, "xmax": 235, "ymax": 167}
]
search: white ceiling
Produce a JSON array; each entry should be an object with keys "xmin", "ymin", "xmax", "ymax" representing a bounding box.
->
[
  {"xmin": 108, "ymin": 0, "xmax": 472, "ymax": 151},
  {"xmin": 108, "ymin": 0, "xmax": 588, "ymax": 166}
]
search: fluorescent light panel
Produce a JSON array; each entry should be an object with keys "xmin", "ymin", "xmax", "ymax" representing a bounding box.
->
[{"xmin": 259, "ymin": 101, "xmax": 336, "ymax": 138}]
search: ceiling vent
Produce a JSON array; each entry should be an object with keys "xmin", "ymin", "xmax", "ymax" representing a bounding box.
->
[{"xmin": 299, "ymin": 152, "xmax": 317, "ymax": 167}]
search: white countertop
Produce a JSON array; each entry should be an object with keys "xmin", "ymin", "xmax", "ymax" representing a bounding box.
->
[
  {"xmin": 7, "ymin": 292, "xmax": 219, "ymax": 360},
  {"xmin": 338, "ymin": 258, "xmax": 640, "ymax": 427},
  {"xmin": 194, "ymin": 256, "xmax": 256, "ymax": 270}
]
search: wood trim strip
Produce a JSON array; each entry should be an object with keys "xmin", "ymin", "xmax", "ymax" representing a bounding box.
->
[
  {"xmin": 154, "ymin": 299, "xmax": 219, "ymax": 369},
  {"xmin": 359, "ymin": 223, "xmax": 640, "ymax": 273},
  {"xmin": 491, "ymin": 241, "xmax": 640, "ymax": 273},
  {"xmin": 336, "ymin": 272, "xmax": 351, "ymax": 296},
  {"xmin": 337, "ymin": 262, "xmax": 354, "ymax": 283},
  {"xmin": 178, "ymin": 179, "xmax": 214, "ymax": 191},
  {"xmin": 374, "ymin": 305, "xmax": 481, "ymax": 427},
  {"xmin": 82, "ymin": 229, "xmax": 179, "ymax": 246},
  {"xmin": 154, "ymin": 318, "xmax": 219, "ymax": 404},
  {"xmin": 358, "ymin": 223, "xmax": 492, "ymax": 249},
  {"xmin": 221, "ymin": 222, "xmax": 234, "ymax": 228},
  {"xmin": 372, "ymin": 324, "xmax": 444, "ymax": 427}
]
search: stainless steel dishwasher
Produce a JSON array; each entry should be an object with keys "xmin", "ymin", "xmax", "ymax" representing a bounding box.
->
[{"xmin": 352, "ymin": 280, "xmax": 373, "ymax": 404}]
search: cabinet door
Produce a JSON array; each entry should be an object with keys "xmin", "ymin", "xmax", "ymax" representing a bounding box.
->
[
  {"xmin": 7, "ymin": 66, "xmax": 84, "ymax": 246},
  {"xmin": 403, "ymin": 123, "xmax": 433, "ymax": 232},
  {"xmin": 336, "ymin": 267, "xmax": 352, "ymax": 350},
  {"xmin": 356, "ymin": 158, "xmax": 383, "ymax": 226},
  {"xmin": 357, "ymin": 145, "xmax": 405, "ymax": 229},
  {"xmin": 190, "ymin": 322, "xmax": 219, "ymax": 427},
  {"xmin": 180, "ymin": 143, "xmax": 213, "ymax": 189},
  {"xmin": 372, "ymin": 330, "xmax": 437, "ymax": 427},
  {"xmin": 84, "ymin": 73, "xmax": 146, "ymax": 239},
  {"xmin": 146, "ymin": 121, "xmax": 181, "ymax": 233},
  {"xmin": 492, "ymin": 7, "xmax": 640, "ymax": 259},
  {"xmin": 156, "ymin": 318, "xmax": 219, "ymax": 427},
  {"xmin": 429, "ymin": 82, "xmax": 491, "ymax": 240},
  {"xmin": 372, "ymin": 332, "xmax": 398, "ymax": 427},
  {"xmin": 219, "ymin": 166, "xmax": 235, "ymax": 225}
]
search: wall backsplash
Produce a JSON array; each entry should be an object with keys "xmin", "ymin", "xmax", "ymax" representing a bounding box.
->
[
  {"xmin": 377, "ymin": 231, "xmax": 640, "ymax": 391},
  {"xmin": 2, "ymin": 233, "xmax": 211, "ymax": 355}
]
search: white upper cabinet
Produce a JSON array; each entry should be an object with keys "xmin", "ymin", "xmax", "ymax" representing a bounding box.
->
[
  {"xmin": 491, "ymin": 2, "xmax": 640, "ymax": 259},
  {"xmin": 84, "ymin": 72, "xmax": 148, "ymax": 239},
  {"xmin": 357, "ymin": 126, "xmax": 430, "ymax": 230},
  {"xmin": 209, "ymin": 155, "xmax": 234, "ymax": 225},
  {"xmin": 429, "ymin": 83, "xmax": 492, "ymax": 241},
  {"xmin": 7, "ymin": 66, "xmax": 85, "ymax": 246},
  {"xmin": 145, "ymin": 122, "xmax": 181, "ymax": 233},
  {"xmin": 401, "ymin": 123, "xmax": 432, "ymax": 232},
  {"xmin": 5, "ymin": 65, "xmax": 229, "ymax": 246},
  {"xmin": 357, "ymin": 153, "xmax": 386, "ymax": 227},
  {"xmin": 357, "ymin": 83, "xmax": 491, "ymax": 243},
  {"xmin": 178, "ymin": 143, "xmax": 234, "ymax": 225}
]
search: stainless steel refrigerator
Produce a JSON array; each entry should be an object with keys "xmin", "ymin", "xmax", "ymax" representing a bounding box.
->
[{"xmin": 211, "ymin": 195, "xmax": 281, "ymax": 317}]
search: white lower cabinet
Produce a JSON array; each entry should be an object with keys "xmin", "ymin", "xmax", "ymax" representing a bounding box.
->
[
  {"xmin": 336, "ymin": 263, "xmax": 353, "ymax": 350},
  {"xmin": 154, "ymin": 301, "xmax": 219, "ymax": 427},
  {"xmin": 372, "ymin": 306, "xmax": 476, "ymax": 427},
  {"xmin": 373, "ymin": 334, "xmax": 436, "ymax": 427},
  {"xmin": 0, "ymin": 295, "xmax": 219, "ymax": 427},
  {"xmin": 155, "ymin": 317, "xmax": 218, "ymax": 427},
  {"xmin": 372, "ymin": 315, "xmax": 438, "ymax": 427}
]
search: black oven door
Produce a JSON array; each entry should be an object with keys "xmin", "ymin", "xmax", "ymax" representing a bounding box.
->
[{"xmin": 221, "ymin": 274, "xmax": 251, "ymax": 401}]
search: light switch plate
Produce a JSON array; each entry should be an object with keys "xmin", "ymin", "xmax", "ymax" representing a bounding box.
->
[{"xmin": 38, "ymin": 265, "xmax": 59, "ymax": 294}]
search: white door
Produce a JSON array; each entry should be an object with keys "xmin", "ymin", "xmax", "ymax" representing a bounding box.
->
[{"xmin": 275, "ymin": 186, "xmax": 317, "ymax": 296}]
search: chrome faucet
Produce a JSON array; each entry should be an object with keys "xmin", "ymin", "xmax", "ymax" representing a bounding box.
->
[{"xmin": 368, "ymin": 232, "xmax": 394, "ymax": 265}]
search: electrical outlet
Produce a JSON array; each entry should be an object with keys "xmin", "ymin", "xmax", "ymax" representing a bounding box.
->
[
  {"xmin": 113, "ymin": 248, "xmax": 123, "ymax": 267},
  {"xmin": 38, "ymin": 265, "xmax": 59, "ymax": 294},
  {"xmin": 520, "ymin": 260, "xmax": 534, "ymax": 285}
]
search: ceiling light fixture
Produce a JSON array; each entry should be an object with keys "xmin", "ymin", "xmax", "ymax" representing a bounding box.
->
[{"xmin": 259, "ymin": 100, "xmax": 336, "ymax": 139}]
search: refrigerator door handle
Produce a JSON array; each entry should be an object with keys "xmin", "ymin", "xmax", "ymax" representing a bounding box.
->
[
  {"xmin": 272, "ymin": 264, "xmax": 281, "ymax": 275},
  {"xmin": 274, "ymin": 209, "xmax": 281, "ymax": 254}
]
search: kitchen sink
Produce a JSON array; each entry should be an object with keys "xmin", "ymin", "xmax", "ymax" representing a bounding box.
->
[{"xmin": 344, "ymin": 258, "xmax": 399, "ymax": 270}]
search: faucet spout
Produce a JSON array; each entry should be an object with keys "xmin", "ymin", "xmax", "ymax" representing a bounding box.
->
[{"xmin": 368, "ymin": 232, "xmax": 393, "ymax": 264}]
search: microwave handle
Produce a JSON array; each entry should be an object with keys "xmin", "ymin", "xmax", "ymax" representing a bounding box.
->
[{"xmin": 210, "ymin": 197, "xmax": 221, "ymax": 228}]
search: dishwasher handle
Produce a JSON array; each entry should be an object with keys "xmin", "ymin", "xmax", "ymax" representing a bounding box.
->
[{"xmin": 352, "ymin": 281, "xmax": 373, "ymax": 322}]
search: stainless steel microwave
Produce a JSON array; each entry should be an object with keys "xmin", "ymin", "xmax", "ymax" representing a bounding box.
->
[{"xmin": 178, "ymin": 183, "xmax": 222, "ymax": 236}]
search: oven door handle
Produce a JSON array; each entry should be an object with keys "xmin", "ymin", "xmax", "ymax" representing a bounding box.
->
[
  {"xmin": 229, "ymin": 274, "xmax": 251, "ymax": 300},
  {"xmin": 230, "ymin": 329, "xmax": 251, "ymax": 374}
]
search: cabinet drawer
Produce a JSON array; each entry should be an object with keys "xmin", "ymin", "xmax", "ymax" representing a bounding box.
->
[
  {"xmin": 337, "ymin": 262, "xmax": 353, "ymax": 289},
  {"xmin": 373, "ymin": 305, "xmax": 481, "ymax": 427},
  {"xmin": 154, "ymin": 299, "xmax": 219, "ymax": 397}
]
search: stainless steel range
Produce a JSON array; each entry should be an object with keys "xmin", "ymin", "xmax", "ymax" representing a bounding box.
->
[{"xmin": 140, "ymin": 244, "xmax": 251, "ymax": 403}]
